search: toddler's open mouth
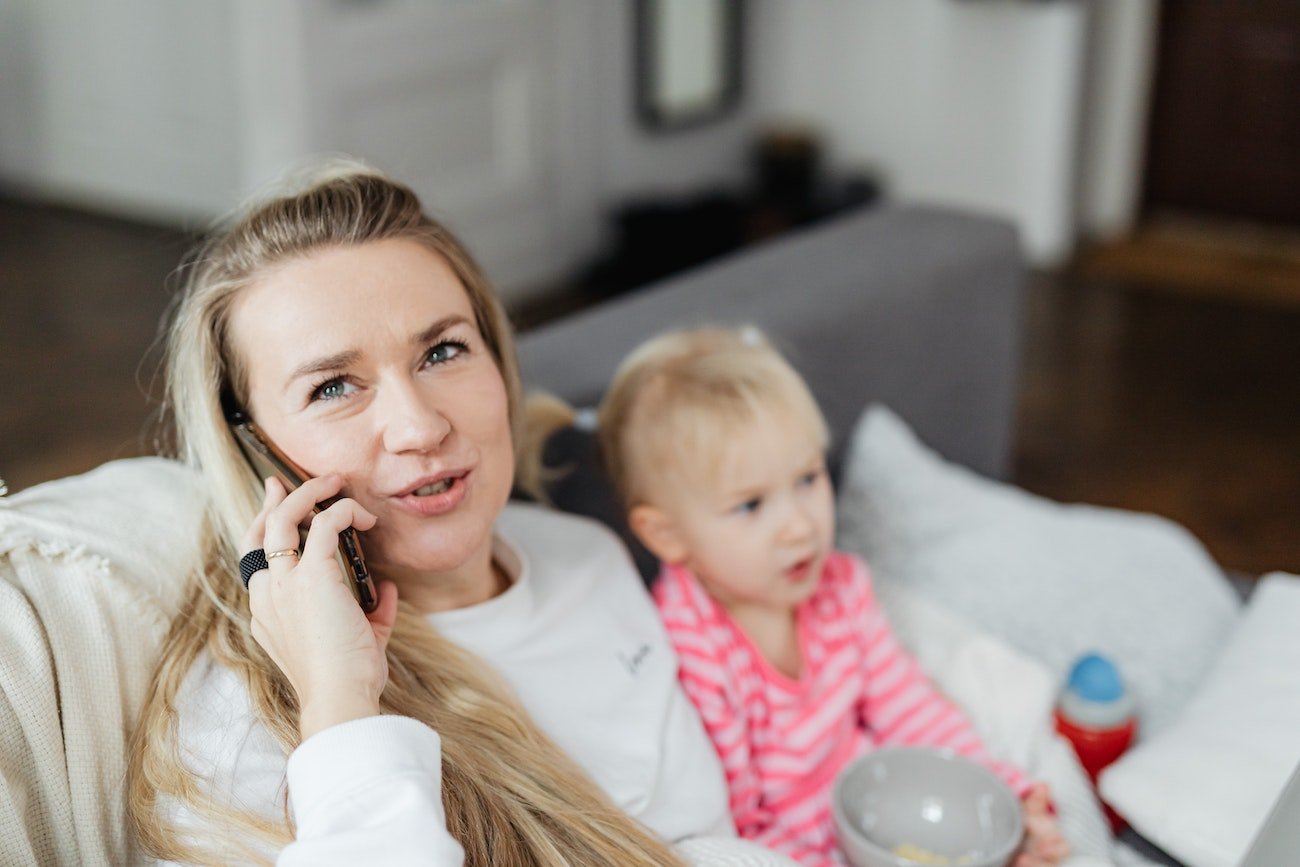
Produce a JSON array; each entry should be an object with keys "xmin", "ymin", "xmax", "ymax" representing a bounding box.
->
[{"xmin": 786, "ymin": 556, "xmax": 816, "ymax": 582}]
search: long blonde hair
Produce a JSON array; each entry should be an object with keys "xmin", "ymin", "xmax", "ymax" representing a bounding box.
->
[{"xmin": 127, "ymin": 160, "xmax": 682, "ymax": 866}]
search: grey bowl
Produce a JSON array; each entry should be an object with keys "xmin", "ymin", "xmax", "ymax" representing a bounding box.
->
[{"xmin": 832, "ymin": 746, "xmax": 1024, "ymax": 867}]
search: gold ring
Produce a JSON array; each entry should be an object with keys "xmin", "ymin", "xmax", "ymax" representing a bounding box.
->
[{"xmin": 266, "ymin": 548, "xmax": 300, "ymax": 560}]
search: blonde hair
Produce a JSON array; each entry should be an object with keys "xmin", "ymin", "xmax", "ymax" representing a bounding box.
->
[
  {"xmin": 597, "ymin": 326, "xmax": 829, "ymax": 508},
  {"xmin": 127, "ymin": 159, "xmax": 682, "ymax": 866}
]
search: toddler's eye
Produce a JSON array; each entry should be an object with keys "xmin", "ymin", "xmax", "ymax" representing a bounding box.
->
[
  {"xmin": 798, "ymin": 469, "xmax": 822, "ymax": 487},
  {"xmin": 734, "ymin": 497, "xmax": 762, "ymax": 515}
]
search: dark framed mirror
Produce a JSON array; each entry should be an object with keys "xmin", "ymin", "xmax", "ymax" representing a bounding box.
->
[{"xmin": 635, "ymin": 0, "xmax": 744, "ymax": 131}]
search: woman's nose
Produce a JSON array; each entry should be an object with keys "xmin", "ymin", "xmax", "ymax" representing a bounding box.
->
[{"xmin": 378, "ymin": 380, "xmax": 452, "ymax": 454}]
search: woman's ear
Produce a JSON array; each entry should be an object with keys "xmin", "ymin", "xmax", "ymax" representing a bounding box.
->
[{"xmin": 629, "ymin": 504, "xmax": 689, "ymax": 565}]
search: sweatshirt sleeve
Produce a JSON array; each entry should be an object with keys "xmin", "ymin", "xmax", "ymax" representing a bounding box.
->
[
  {"xmin": 847, "ymin": 557, "xmax": 1032, "ymax": 797},
  {"xmin": 654, "ymin": 571, "xmax": 773, "ymax": 841},
  {"xmin": 279, "ymin": 715, "xmax": 465, "ymax": 866}
]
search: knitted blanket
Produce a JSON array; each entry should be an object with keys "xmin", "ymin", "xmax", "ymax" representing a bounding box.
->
[{"xmin": 0, "ymin": 458, "xmax": 202, "ymax": 866}]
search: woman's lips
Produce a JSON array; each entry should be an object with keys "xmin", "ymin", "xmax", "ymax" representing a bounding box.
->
[{"xmin": 390, "ymin": 469, "xmax": 471, "ymax": 517}]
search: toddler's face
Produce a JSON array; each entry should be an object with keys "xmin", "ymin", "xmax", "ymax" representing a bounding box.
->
[{"xmin": 661, "ymin": 417, "xmax": 834, "ymax": 614}]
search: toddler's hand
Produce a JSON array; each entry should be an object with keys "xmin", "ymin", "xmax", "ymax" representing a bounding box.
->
[{"xmin": 1015, "ymin": 783, "xmax": 1069, "ymax": 867}]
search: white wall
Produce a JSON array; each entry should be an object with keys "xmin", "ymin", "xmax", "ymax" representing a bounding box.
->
[
  {"xmin": 588, "ymin": 1, "xmax": 756, "ymax": 206},
  {"xmin": 1075, "ymin": 0, "xmax": 1160, "ymax": 241},
  {"xmin": 752, "ymin": 0, "xmax": 1092, "ymax": 265},
  {"xmin": 0, "ymin": 0, "xmax": 1157, "ymax": 275},
  {"xmin": 0, "ymin": 0, "xmax": 758, "ymax": 295},
  {"xmin": 0, "ymin": 0, "xmax": 40, "ymax": 187},
  {"xmin": 0, "ymin": 0, "xmax": 241, "ymax": 224}
]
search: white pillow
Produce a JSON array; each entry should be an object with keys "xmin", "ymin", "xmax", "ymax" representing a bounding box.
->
[
  {"xmin": 1099, "ymin": 572, "xmax": 1300, "ymax": 867},
  {"xmin": 878, "ymin": 583, "xmax": 1116, "ymax": 865},
  {"xmin": 836, "ymin": 405, "xmax": 1241, "ymax": 736}
]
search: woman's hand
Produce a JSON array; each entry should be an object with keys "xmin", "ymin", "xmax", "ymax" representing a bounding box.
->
[
  {"xmin": 242, "ymin": 475, "xmax": 399, "ymax": 741},
  {"xmin": 1014, "ymin": 783, "xmax": 1069, "ymax": 867}
]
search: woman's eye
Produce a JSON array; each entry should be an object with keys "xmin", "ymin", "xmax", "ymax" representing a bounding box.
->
[
  {"xmin": 798, "ymin": 469, "xmax": 822, "ymax": 487},
  {"xmin": 309, "ymin": 377, "xmax": 355, "ymax": 402},
  {"xmin": 424, "ymin": 339, "xmax": 469, "ymax": 366}
]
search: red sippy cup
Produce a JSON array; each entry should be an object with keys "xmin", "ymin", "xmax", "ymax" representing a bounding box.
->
[{"xmin": 1053, "ymin": 652, "xmax": 1138, "ymax": 833}]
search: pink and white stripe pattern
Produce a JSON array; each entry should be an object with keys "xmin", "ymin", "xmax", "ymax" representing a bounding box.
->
[{"xmin": 655, "ymin": 553, "xmax": 1029, "ymax": 866}]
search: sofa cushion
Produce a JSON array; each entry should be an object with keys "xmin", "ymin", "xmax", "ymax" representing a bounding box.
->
[
  {"xmin": 877, "ymin": 584, "xmax": 1115, "ymax": 863},
  {"xmin": 836, "ymin": 404, "xmax": 1241, "ymax": 737},
  {"xmin": 1099, "ymin": 572, "xmax": 1300, "ymax": 867}
]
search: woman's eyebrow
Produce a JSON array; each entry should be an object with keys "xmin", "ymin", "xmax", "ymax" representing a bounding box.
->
[
  {"xmin": 288, "ymin": 350, "xmax": 361, "ymax": 384},
  {"xmin": 285, "ymin": 315, "xmax": 471, "ymax": 386},
  {"xmin": 412, "ymin": 314, "xmax": 471, "ymax": 345}
]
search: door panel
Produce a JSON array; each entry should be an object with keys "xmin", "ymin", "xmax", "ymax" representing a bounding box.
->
[{"xmin": 1144, "ymin": 1, "xmax": 1300, "ymax": 224}]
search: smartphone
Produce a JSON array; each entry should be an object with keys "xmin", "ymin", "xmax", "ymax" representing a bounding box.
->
[{"xmin": 222, "ymin": 397, "xmax": 379, "ymax": 613}]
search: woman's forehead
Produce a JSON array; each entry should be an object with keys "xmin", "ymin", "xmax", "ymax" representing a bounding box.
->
[
  {"xmin": 240, "ymin": 239, "xmax": 464, "ymax": 312},
  {"xmin": 228, "ymin": 240, "xmax": 474, "ymax": 386}
]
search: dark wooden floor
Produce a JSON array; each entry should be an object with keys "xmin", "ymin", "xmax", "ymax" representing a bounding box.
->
[
  {"xmin": 2, "ymin": 197, "xmax": 1297, "ymax": 574},
  {"xmin": 0, "ymin": 202, "xmax": 191, "ymax": 489},
  {"xmin": 1016, "ymin": 267, "xmax": 1299, "ymax": 576}
]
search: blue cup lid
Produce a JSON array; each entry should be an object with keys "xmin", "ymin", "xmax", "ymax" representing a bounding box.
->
[{"xmin": 1067, "ymin": 653, "xmax": 1125, "ymax": 703}]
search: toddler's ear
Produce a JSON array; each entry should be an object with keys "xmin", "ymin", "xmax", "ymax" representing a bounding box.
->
[{"xmin": 629, "ymin": 504, "xmax": 689, "ymax": 565}]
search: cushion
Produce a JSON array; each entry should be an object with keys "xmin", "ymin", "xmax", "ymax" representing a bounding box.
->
[
  {"xmin": 878, "ymin": 583, "xmax": 1115, "ymax": 865},
  {"xmin": 533, "ymin": 423, "xmax": 658, "ymax": 581},
  {"xmin": 836, "ymin": 404, "xmax": 1241, "ymax": 737},
  {"xmin": 1099, "ymin": 572, "xmax": 1300, "ymax": 867}
]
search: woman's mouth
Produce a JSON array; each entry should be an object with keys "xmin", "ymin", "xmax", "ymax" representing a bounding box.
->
[
  {"xmin": 391, "ymin": 470, "xmax": 471, "ymax": 516},
  {"xmin": 412, "ymin": 478, "xmax": 455, "ymax": 496}
]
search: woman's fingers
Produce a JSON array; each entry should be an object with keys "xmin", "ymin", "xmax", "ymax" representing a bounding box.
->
[
  {"xmin": 239, "ymin": 476, "xmax": 287, "ymax": 554},
  {"xmin": 260, "ymin": 475, "xmax": 338, "ymax": 557},
  {"xmin": 300, "ymin": 497, "xmax": 377, "ymax": 568},
  {"xmin": 366, "ymin": 581, "xmax": 400, "ymax": 650},
  {"xmin": 239, "ymin": 471, "xmax": 391, "ymax": 739},
  {"xmin": 241, "ymin": 475, "xmax": 300, "ymax": 597}
]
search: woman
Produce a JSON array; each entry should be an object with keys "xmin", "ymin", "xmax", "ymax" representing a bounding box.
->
[{"xmin": 126, "ymin": 161, "xmax": 788, "ymax": 866}]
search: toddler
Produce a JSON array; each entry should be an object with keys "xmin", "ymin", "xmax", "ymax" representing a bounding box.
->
[{"xmin": 597, "ymin": 327, "xmax": 1068, "ymax": 867}]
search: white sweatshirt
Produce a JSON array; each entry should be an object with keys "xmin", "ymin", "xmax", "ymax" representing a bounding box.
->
[{"xmin": 167, "ymin": 504, "xmax": 791, "ymax": 865}]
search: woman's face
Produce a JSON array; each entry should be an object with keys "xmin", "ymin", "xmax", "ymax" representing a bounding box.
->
[{"xmin": 228, "ymin": 239, "xmax": 515, "ymax": 582}]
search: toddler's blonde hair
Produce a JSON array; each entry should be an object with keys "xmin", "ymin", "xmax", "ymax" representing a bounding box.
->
[{"xmin": 598, "ymin": 326, "xmax": 829, "ymax": 508}]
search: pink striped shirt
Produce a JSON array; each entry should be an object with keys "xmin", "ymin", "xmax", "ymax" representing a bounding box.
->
[{"xmin": 654, "ymin": 552, "xmax": 1029, "ymax": 866}]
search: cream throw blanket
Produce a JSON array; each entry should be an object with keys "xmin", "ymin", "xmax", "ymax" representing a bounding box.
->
[{"xmin": 0, "ymin": 458, "xmax": 203, "ymax": 866}]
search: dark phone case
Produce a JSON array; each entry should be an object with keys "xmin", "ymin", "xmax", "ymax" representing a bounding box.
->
[{"xmin": 229, "ymin": 419, "xmax": 379, "ymax": 613}]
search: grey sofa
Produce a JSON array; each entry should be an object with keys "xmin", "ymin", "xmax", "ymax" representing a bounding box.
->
[
  {"xmin": 515, "ymin": 204, "xmax": 1025, "ymax": 574},
  {"xmin": 519, "ymin": 204, "xmax": 1024, "ymax": 480}
]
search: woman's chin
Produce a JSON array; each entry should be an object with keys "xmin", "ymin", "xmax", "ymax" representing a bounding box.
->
[{"xmin": 366, "ymin": 522, "xmax": 490, "ymax": 579}]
